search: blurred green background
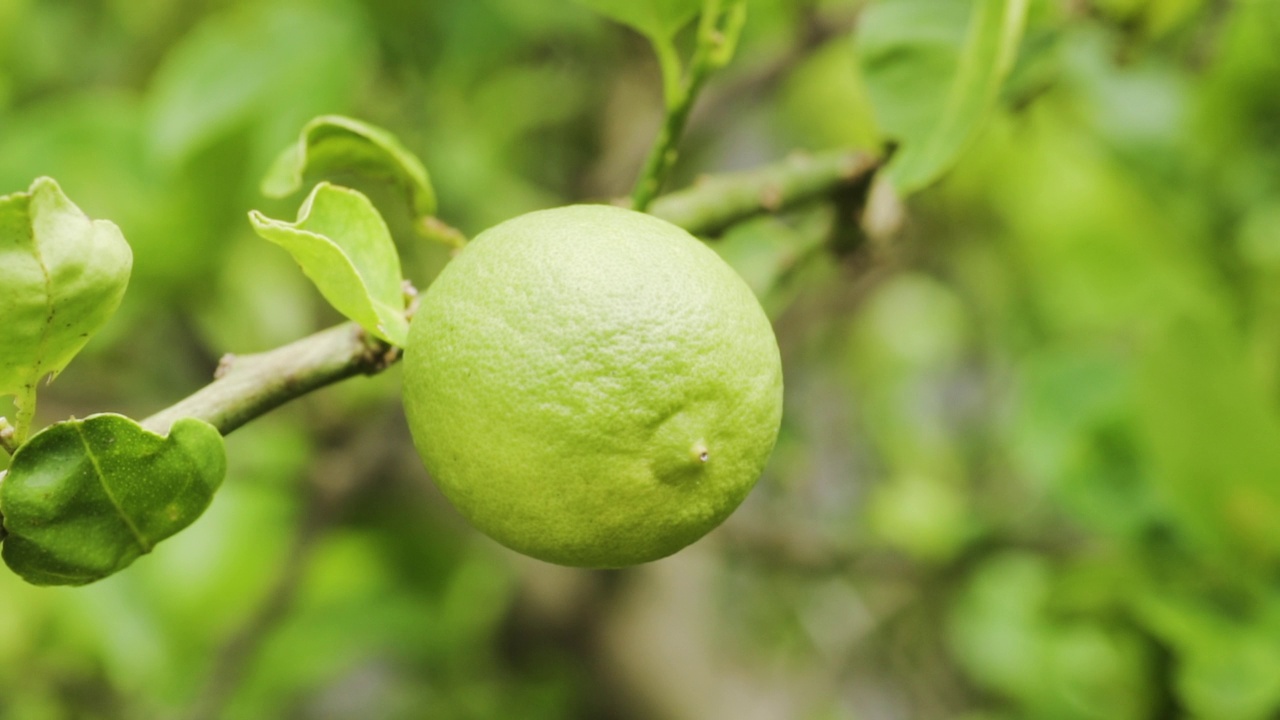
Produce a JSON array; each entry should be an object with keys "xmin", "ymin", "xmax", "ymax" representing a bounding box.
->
[{"xmin": 2, "ymin": 0, "xmax": 1279, "ymax": 718}]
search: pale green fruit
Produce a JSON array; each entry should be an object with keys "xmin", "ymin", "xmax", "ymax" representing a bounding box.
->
[{"xmin": 402, "ymin": 205, "xmax": 782, "ymax": 567}]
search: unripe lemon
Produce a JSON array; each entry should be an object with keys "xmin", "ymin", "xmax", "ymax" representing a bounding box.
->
[{"xmin": 402, "ymin": 205, "xmax": 783, "ymax": 567}]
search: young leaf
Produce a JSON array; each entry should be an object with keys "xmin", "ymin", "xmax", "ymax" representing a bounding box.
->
[
  {"xmin": 261, "ymin": 114, "xmax": 437, "ymax": 220},
  {"xmin": 0, "ymin": 414, "xmax": 226, "ymax": 586},
  {"xmin": 857, "ymin": 0, "xmax": 1029, "ymax": 193},
  {"xmin": 249, "ymin": 183, "xmax": 408, "ymax": 346},
  {"xmin": 576, "ymin": 0, "xmax": 701, "ymax": 42},
  {"xmin": 0, "ymin": 178, "xmax": 132, "ymax": 433}
]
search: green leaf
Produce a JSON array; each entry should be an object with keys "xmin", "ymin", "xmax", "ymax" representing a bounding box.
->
[
  {"xmin": 249, "ymin": 183, "xmax": 408, "ymax": 346},
  {"xmin": 857, "ymin": 0, "xmax": 1029, "ymax": 193},
  {"xmin": 576, "ymin": 0, "xmax": 701, "ymax": 41},
  {"xmin": 0, "ymin": 414, "xmax": 226, "ymax": 586},
  {"xmin": 0, "ymin": 177, "xmax": 132, "ymax": 429},
  {"xmin": 261, "ymin": 114, "xmax": 437, "ymax": 221}
]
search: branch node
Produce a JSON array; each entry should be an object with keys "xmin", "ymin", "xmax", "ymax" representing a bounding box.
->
[
  {"xmin": 351, "ymin": 324, "xmax": 403, "ymax": 375},
  {"xmin": 838, "ymin": 152, "xmax": 877, "ymax": 180},
  {"xmin": 648, "ymin": 147, "xmax": 884, "ymax": 235},
  {"xmin": 214, "ymin": 354, "xmax": 237, "ymax": 380},
  {"xmin": 362, "ymin": 341, "xmax": 403, "ymax": 375}
]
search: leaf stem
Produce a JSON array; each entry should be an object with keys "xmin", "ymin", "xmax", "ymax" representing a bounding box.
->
[
  {"xmin": 12, "ymin": 387, "xmax": 36, "ymax": 447},
  {"xmin": 648, "ymin": 148, "xmax": 882, "ymax": 235},
  {"xmin": 630, "ymin": 0, "xmax": 746, "ymax": 212},
  {"xmin": 653, "ymin": 39, "xmax": 684, "ymax": 108}
]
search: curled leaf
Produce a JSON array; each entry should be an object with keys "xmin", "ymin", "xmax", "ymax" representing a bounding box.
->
[
  {"xmin": 0, "ymin": 177, "xmax": 132, "ymax": 435},
  {"xmin": 0, "ymin": 414, "xmax": 226, "ymax": 586},
  {"xmin": 250, "ymin": 183, "xmax": 409, "ymax": 346},
  {"xmin": 262, "ymin": 114, "xmax": 437, "ymax": 219}
]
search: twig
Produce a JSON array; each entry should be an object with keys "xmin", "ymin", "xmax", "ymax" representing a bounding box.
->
[
  {"xmin": 630, "ymin": 0, "xmax": 747, "ymax": 211},
  {"xmin": 141, "ymin": 323, "xmax": 400, "ymax": 436},
  {"xmin": 629, "ymin": 73, "xmax": 708, "ymax": 212},
  {"xmin": 649, "ymin": 148, "xmax": 881, "ymax": 235}
]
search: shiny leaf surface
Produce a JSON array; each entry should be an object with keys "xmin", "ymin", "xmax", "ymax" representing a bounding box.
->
[{"xmin": 0, "ymin": 414, "xmax": 226, "ymax": 586}]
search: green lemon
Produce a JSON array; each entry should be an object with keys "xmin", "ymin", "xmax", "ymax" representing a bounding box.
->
[{"xmin": 402, "ymin": 205, "xmax": 783, "ymax": 567}]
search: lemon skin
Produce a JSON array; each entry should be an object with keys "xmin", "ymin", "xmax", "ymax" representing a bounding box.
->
[{"xmin": 402, "ymin": 204, "xmax": 783, "ymax": 567}]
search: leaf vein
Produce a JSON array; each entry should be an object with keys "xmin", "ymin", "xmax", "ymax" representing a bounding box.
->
[
  {"xmin": 25, "ymin": 215, "xmax": 56, "ymax": 383},
  {"xmin": 72, "ymin": 423, "xmax": 152, "ymax": 553}
]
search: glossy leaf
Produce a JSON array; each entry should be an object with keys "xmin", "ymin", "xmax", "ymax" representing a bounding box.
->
[
  {"xmin": 0, "ymin": 414, "xmax": 226, "ymax": 586},
  {"xmin": 0, "ymin": 177, "xmax": 132, "ymax": 417},
  {"xmin": 249, "ymin": 183, "xmax": 408, "ymax": 346},
  {"xmin": 576, "ymin": 0, "xmax": 701, "ymax": 41},
  {"xmin": 857, "ymin": 0, "xmax": 1029, "ymax": 193},
  {"xmin": 261, "ymin": 114, "xmax": 437, "ymax": 220}
]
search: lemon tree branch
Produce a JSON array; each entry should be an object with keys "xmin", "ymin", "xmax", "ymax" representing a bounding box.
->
[
  {"xmin": 138, "ymin": 148, "xmax": 881, "ymax": 438},
  {"xmin": 141, "ymin": 323, "xmax": 399, "ymax": 436},
  {"xmin": 649, "ymin": 148, "xmax": 882, "ymax": 235}
]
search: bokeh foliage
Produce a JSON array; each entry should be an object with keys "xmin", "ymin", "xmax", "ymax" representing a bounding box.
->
[{"xmin": 0, "ymin": 0, "xmax": 1278, "ymax": 718}]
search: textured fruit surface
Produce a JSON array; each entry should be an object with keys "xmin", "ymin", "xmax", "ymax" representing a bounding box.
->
[{"xmin": 402, "ymin": 205, "xmax": 783, "ymax": 567}]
